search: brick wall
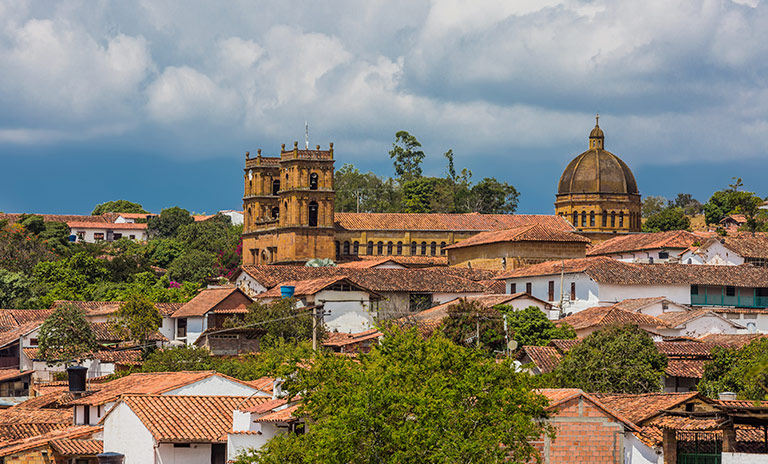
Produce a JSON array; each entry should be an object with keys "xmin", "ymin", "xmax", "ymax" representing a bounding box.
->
[{"xmin": 540, "ymin": 396, "xmax": 625, "ymax": 463}]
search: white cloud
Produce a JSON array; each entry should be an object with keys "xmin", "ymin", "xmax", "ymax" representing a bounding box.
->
[{"xmin": 146, "ymin": 66, "xmax": 239, "ymax": 124}]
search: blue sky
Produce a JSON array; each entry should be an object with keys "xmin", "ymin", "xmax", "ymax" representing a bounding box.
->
[{"xmin": 1, "ymin": 0, "xmax": 767, "ymax": 216}]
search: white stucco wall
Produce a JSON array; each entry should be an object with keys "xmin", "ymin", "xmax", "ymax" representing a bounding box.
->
[
  {"xmin": 712, "ymin": 311, "xmax": 768, "ymax": 333},
  {"xmin": 680, "ymin": 241, "xmax": 745, "ymax": 266},
  {"xmin": 234, "ymin": 273, "xmax": 268, "ymax": 297},
  {"xmin": 159, "ymin": 317, "xmax": 175, "ymax": 341},
  {"xmin": 505, "ymin": 273, "xmax": 600, "ymax": 314},
  {"xmin": 723, "ymin": 453, "xmax": 768, "ymax": 463},
  {"xmin": 103, "ymin": 402, "xmax": 156, "ymax": 464},
  {"xmin": 607, "ymin": 248, "xmax": 687, "ymax": 264},
  {"xmin": 178, "ymin": 316, "xmax": 207, "ymax": 345},
  {"xmin": 315, "ymin": 289, "xmax": 375, "ymax": 333},
  {"xmin": 635, "ymin": 301, "xmax": 688, "ymax": 317},
  {"xmin": 164, "ymin": 375, "xmax": 260, "ymax": 397},
  {"xmin": 656, "ymin": 314, "xmax": 743, "ymax": 338},
  {"xmin": 599, "ymin": 283, "xmax": 691, "ymax": 305},
  {"xmin": 624, "ymin": 432, "xmax": 661, "ymax": 464},
  {"xmin": 69, "ymin": 226, "xmax": 147, "ymax": 243},
  {"xmin": 433, "ymin": 292, "xmax": 484, "ymax": 304},
  {"xmin": 157, "ymin": 443, "xmax": 212, "ymax": 464}
]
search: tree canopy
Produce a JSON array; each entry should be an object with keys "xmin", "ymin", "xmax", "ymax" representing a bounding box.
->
[
  {"xmin": 642, "ymin": 206, "xmax": 691, "ymax": 233},
  {"xmin": 147, "ymin": 206, "xmax": 194, "ymax": 238},
  {"xmin": 641, "ymin": 196, "xmax": 668, "ymax": 218},
  {"xmin": 389, "ymin": 130, "xmax": 425, "ymax": 183},
  {"xmin": 92, "ymin": 200, "xmax": 148, "ymax": 215},
  {"xmin": 110, "ymin": 294, "xmax": 162, "ymax": 347},
  {"xmin": 226, "ymin": 298, "xmax": 321, "ymax": 346},
  {"xmin": 38, "ymin": 303, "xmax": 99, "ymax": 365},
  {"xmin": 502, "ymin": 306, "xmax": 576, "ymax": 347},
  {"xmin": 698, "ymin": 338, "xmax": 768, "ymax": 401},
  {"xmin": 554, "ymin": 324, "xmax": 667, "ymax": 394},
  {"xmin": 703, "ymin": 178, "xmax": 767, "ymax": 230},
  {"xmin": 243, "ymin": 328, "xmax": 553, "ymax": 464}
]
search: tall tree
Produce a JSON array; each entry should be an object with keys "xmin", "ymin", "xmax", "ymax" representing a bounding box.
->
[
  {"xmin": 401, "ymin": 177, "xmax": 455, "ymax": 213},
  {"xmin": 641, "ymin": 195, "xmax": 669, "ymax": 218},
  {"xmin": 673, "ymin": 193, "xmax": 703, "ymax": 215},
  {"xmin": 38, "ymin": 303, "xmax": 98, "ymax": 365},
  {"xmin": 555, "ymin": 324, "xmax": 667, "ymax": 393},
  {"xmin": 502, "ymin": 306, "xmax": 576, "ymax": 347},
  {"xmin": 467, "ymin": 178, "xmax": 519, "ymax": 214},
  {"xmin": 698, "ymin": 338, "xmax": 768, "ymax": 401},
  {"xmin": 147, "ymin": 206, "xmax": 194, "ymax": 238},
  {"xmin": 110, "ymin": 294, "xmax": 162, "ymax": 348},
  {"xmin": 703, "ymin": 179, "xmax": 766, "ymax": 228},
  {"xmin": 389, "ymin": 130, "xmax": 425, "ymax": 183},
  {"xmin": 642, "ymin": 206, "xmax": 691, "ymax": 232},
  {"xmin": 227, "ymin": 298, "xmax": 320, "ymax": 346},
  {"xmin": 92, "ymin": 200, "xmax": 148, "ymax": 215},
  {"xmin": 244, "ymin": 328, "xmax": 553, "ymax": 464}
]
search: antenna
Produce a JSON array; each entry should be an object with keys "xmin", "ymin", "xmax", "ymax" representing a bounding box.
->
[{"xmin": 305, "ymin": 121, "xmax": 309, "ymax": 149}]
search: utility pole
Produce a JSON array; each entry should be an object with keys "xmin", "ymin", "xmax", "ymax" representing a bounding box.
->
[
  {"xmin": 476, "ymin": 312, "xmax": 481, "ymax": 349},
  {"xmin": 312, "ymin": 305, "xmax": 318, "ymax": 352}
]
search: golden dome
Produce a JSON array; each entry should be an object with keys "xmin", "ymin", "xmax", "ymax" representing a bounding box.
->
[{"xmin": 557, "ymin": 118, "xmax": 639, "ymax": 195}]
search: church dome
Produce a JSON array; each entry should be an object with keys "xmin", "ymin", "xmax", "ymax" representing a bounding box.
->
[{"xmin": 557, "ymin": 117, "xmax": 639, "ymax": 195}]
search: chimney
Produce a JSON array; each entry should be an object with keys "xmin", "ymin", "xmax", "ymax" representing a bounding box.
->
[
  {"xmin": 718, "ymin": 392, "xmax": 737, "ymax": 401},
  {"xmin": 67, "ymin": 365, "xmax": 88, "ymax": 393}
]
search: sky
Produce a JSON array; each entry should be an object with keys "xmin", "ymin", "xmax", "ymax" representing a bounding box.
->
[{"xmin": 1, "ymin": 0, "xmax": 768, "ymax": 216}]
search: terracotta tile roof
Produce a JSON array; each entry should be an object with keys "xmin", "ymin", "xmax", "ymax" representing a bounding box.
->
[
  {"xmin": 258, "ymin": 276, "xmax": 379, "ymax": 299},
  {"xmin": 0, "ymin": 309, "xmax": 53, "ymax": 325},
  {"xmin": 655, "ymin": 309, "xmax": 740, "ymax": 329},
  {"xmin": 119, "ymin": 395, "xmax": 270, "ymax": 443},
  {"xmin": 0, "ymin": 424, "xmax": 72, "ymax": 444},
  {"xmin": 0, "ymin": 407, "xmax": 72, "ymax": 425},
  {"xmin": 665, "ymin": 359, "xmax": 706, "ymax": 378},
  {"xmin": 51, "ymin": 300, "xmax": 182, "ymax": 318},
  {"xmin": 68, "ymin": 221, "xmax": 148, "ymax": 230},
  {"xmin": 721, "ymin": 214, "xmax": 747, "ymax": 225},
  {"xmin": 240, "ymin": 397, "xmax": 287, "ymax": 414},
  {"xmin": 0, "ymin": 425, "xmax": 100, "ymax": 457},
  {"xmin": 718, "ymin": 399, "xmax": 758, "ymax": 408},
  {"xmin": 715, "ymin": 232, "xmax": 768, "ymax": 259},
  {"xmin": 538, "ymin": 388, "xmax": 584, "ymax": 405},
  {"xmin": 50, "ymin": 438, "xmax": 103, "ymax": 456},
  {"xmin": 0, "ymin": 311, "xmax": 18, "ymax": 329},
  {"xmin": 337, "ymin": 256, "xmax": 449, "ymax": 268},
  {"xmin": 0, "ymin": 213, "xmax": 109, "ymax": 225},
  {"xmin": 333, "ymin": 212, "xmax": 573, "ymax": 232},
  {"xmin": 549, "ymin": 339, "xmax": 580, "ymax": 352},
  {"xmin": 587, "ymin": 230, "xmax": 699, "ymax": 256},
  {"xmin": 252, "ymin": 403, "xmax": 300, "ymax": 423},
  {"xmin": 654, "ymin": 341, "xmax": 714, "ymax": 357},
  {"xmin": 89, "ymin": 322, "xmax": 167, "ymax": 342},
  {"xmin": 644, "ymin": 413, "xmax": 725, "ymax": 431},
  {"xmin": 444, "ymin": 224, "xmax": 589, "ymax": 250},
  {"xmin": 323, "ymin": 329, "xmax": 383, "ymax": 347},
  {"xmin": 337, "ymin": 258, "xmax": 403, "ymax": 269},
  {"xmin": 698, "ymin": 333, "xmax": 766, "ymax": 348},
  {"xmin": 537, "ymin": 389, "xmax": 639, "ymax": 431},
  {"xmin": 610, "ymin": 297, "xmax": 671, "ymax": 312},
  {"xmin": 172, "ymin": 287, "xmax": 252, "ymax": 318},
  {"xmin": 0, "ymin": 369, "xmax": 32, "ymax": 382},
  {"xmin": 243, "ymin": 376, "xmax": 275, "ymax": 394},
  {"xmin": 520, "ymin": 346, "xmax": 563, "ymax": 373},
  {"xmin": 240, "ymin": 266, "xmax": 489, "ymax": 294},
  {"xmin": 68, "ymin": 371, "xmax": 224, "ymax": 406},
  {"xmin": 23, "ymin": 348, "xmax": 142, "ymax": 365},
  {"xmin": 0, "ymin": 322, "xmax": 40, "ymax": 349},
  {"xmin": 499, "ymin": 257, "xmax": 768, "ymax": 287},
  {"xmin": 557, "ymin": 306, "xmax": 667, "ymax": 331},
  {"xmin": 592, "ymin": 392, "xmax": 700, "ymax": 424}
]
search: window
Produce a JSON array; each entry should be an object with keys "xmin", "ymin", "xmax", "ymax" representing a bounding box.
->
[
  {"xmin": 93, "ymin": 233, "xmax": 104, "ymax": 241},
  {"xmin": 602, "ymin": 210, "xmax": 607, "ymax": 227},
  {"xmin": 309, "ymin": 172, "xmax": 319, "ymax": 190},
  {"xmin": 611, "ymin": 211, "xmax": 616, "ymax": 227},
  {"xmin": 177, "ymin": 318, "xmax": 187, "ymax": 338},
  {"xmin": 572, "ymin": 211, "xmax": 578, "ymax": 225},
  {"xmin": 619, "ymin": 211, "xmax": 624, "ymax": 227},
  {"xmin": 367, "ymin": 241, "xmax": 374, "ymax": 255},
  {"xmin": 726, "ymin": 286, "xmax": 736, "ymax": 297},
  {"xmin": 726, "ymin": 313, "xmax": 740, "ymax": 320},
  {"xmin": 271, "ymin": 207, "xmax": 279, "ymax": 219},
  {"xmin": 570, "ymin": 282, "xmax": 576, "ymax": 300},
  {"xmin": 129, "ymin": 234, "xmax": 135, "ymax": 240},
  {"xmin": 430, "ymin": 242, "xmax": 437, "ymax": 256},
  {"xmin": 581, "ymin": 211, "xmax": 587, "ymax": 227},
  {"xmin": 440, "ymin": 242, "xmax": 446, "ymax": 255},
  {"xmin": 76, "ymin": 231, "xmax": 85, "ymax": 240},
  {"xmin": 272, "ymin": 179, "xmax": 280, "ymax": 195},
  {"xmin": 691, "ymin": 285, "xmax": 699, "ymax": 295},
  {"xmin": 308, "ymin": 201, "xmax": 318, "ymax": 227},
  {"xmin": 396, "ymin": 242, "xmax": 403, "ymax": 255},
  {"xmin": 335, "ymin": 241, "xmax": 340, "ymax": 256},
  {"xmin": 510, "ymin": 283, "xmax": 517, "ymax": 293},
  {"xmin": 409, "ymin": 293, "xmax": 433, "ymax": 312},
  {"xmin": 411, "ymin": 242, "xmax": 417, "ymax": 255},
  {"xmin": 29, "ymin": 338, "xmax": 38, "ymax": 346},
  {"xmin": 330, "ymin": 283, "xmax": 353, "ymax": 291},
  {"xmin": 589, "ymin": 211, "xmax": 595, "ymax": 227},
  {"xmin": 548, "ymin": 281, "xmax": 555, "ymax": 301},
  {"xmin": 113, "ymin": 233, "xmax": 122, "ymax": 240},
  {"xmin": 377, "ymin": 241, "xmax": 384, "ymax": 255},
  {"xmin": 662, "ymin": 302, "xmax": 669, "ymax": 310},
  {"xmin": 83, "ymin": 405, "xmax": 90, "ymax": 425},
  {"xmin": 659, "ymin": 251, "xmax": 669, "ymax": 259},
  {"xmin": 526, "ymin": 282, "xmax": 532, "ymax": 294},
  {"xmin": 353, "ymin": 241, "xmax": 359, "ymax": 254},
  {"xmin": 343, "ymin": 241, "xmax": 350, "ymax": 255},
  {"xmin": 386, "ymin": 242, "xmax": 393, "ymax": 255},
  {"xmin": 744, "ymin": 313, "xmax": 758, "ymax": 319},
  {"xmin": 421, "ymin": 242, "xmax": 427, "ymax": 255}
]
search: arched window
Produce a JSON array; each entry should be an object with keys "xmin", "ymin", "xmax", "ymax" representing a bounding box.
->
[
  {"xmin": 367, "ymin": 241, "xmax": 373, "ymax": 255},
  {"xmin": 335, "ymin": 241, "xmax": 340, "ymax": 256},
  {"xmin": 572, "ymin": 211, "xmax": 578, "ymax": 225},
  {"xmin": 386, "ymin": 241, "xmax": 393, "ymax": 255},
  {"xmin": 589, "ymin": 211, "xmax": 595, "ymax": 227},
  {"xmin": 611, "ymin": 211, "xmax": 616, "ymax": 227},
  {"xmin": 271, "ymin": 207, "xmax": 279, "ymax": 219},
  {"xmin": 430, "ymin": 242, "xmax": 437, "ymax": 255},
  {"xmin": 377, "ymin": 241, "xmax": 384, "ymax": 255},
  {"xmin": 421, "ymin": 241, "xmax": 427, "ymax": 255},
  {"xmin": 343, "ymin": 241, "xmax": 350, "ymax": 255},
  {"xmin": 308, "ymin": 201, "xmax": 319, "ymax": 227},
  {"xmin": 440, "ymin": 242, "xmax": 446, "ymax": 255},
  {"xmin": 353, "ymin": 241, "xmax": 359, "ymax": 255},
  {"xmin": 602, "ymin": 210, "xmax": 607, "ymax": 227},
  {"xmin": 581, "ymin": 211, "xmax": 587, "ymax": 227},
  {"xmin": 309, "ymin": 173, "xmax": 319, "ymax": 190},
  {"xmin": 272, "ymin": 179, "xmax": 280, "ymax": 195},
  {"xmin": 396, "ymin": 242, "xmax": 403, "ymax": 255},
  {"xmin": 411, "ymin": 242, "xmax": 417, "ymax": 255},
  {"xmin": 619, "ymin": 211, "xmax": 624, "ymax": 228}
]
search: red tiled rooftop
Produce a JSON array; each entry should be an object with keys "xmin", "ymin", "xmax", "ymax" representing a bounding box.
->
[
  {"xmin": 557, "ymin": 306, "xmax": 666, "ymax": 331},
  {"xmin": 172, "ymin": 287, "xmax": 251, "ymax": 318},
  {"xmin": 587, "ymin": 230, "xmax": 699, "ymax": 256},
  {"xmin": 333, "ymin": 212, "xmax": 573, "ymax": 232},
  {"xmin": 444, "ymin": 224, "xmax": 589, "ymax": 250}
]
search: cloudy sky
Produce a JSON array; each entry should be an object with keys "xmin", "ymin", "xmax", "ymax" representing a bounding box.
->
[{"xmin": 1, "ymin": 0, "xmax": 767, "ymax": 215}]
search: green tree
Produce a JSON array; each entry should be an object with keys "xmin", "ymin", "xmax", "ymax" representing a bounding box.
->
[
  {"xmin": 147, "ymin": 206, "xmax": 194, "ymax": 239},
  {"xmin": 167, "ymin": 250, "xmax": 217, "ymax": 283},
  {"xmin": 175, "ymin": 214, "xmax": 232, "ymax": 253},
  {"xmin": 641, "ymin": 195, "xmax": 669, "ymax": 218},
  {"xmin": 502, "ymin": 306, "xmax": 576, "ymax": 347},
  {"xmin": 389, "ymin": 130, "xmax": 425, "ymax": 183},
  {"xmin": 0, "ymin": 223, "xmax": 54, "ymax": 272},
  {"xmin": 642, "ymin": 206, "xmax": 691, "ymax": 232},
  {"xmin": 467, "ymin": 178, "xmax": 519, "ymax": 214},
  {"xmin": 698, "ymin": 338, "xmax": 768, "ymax": 401},
  {"xmin": 440, "ymin": 299, "xmax": 506, "ymax": 352},
  {"xmin": 38, "ymin": 303, "xmax": 99, "ymax": 365},
  {"xmin": 0, "ymin": 269, "xmax": 34, "ymax": 308},
  {"xmin": 147, "ymin": 238, "xmax": 186, "ymax": 268},
  {"xmin": 110, "ymin": 294, "xmax": 162, "ymax": 347},
  {"xmin": 401, "ymin": 177, "xmax": 455, "ymax": 213},
  {"xmin": 554, "ymin": 324, "xmax": 667, "ymax": 393},
  {"xmin": 17, "ymin": 214, "xmax": 46, "ymax": 235},
  {"xmin": 703, "ymin": 179, "xmax": 766, "ymax": 228},
  {"xmin": 673, "ymin": 193, "xmax": 703, "ymax": 216},
  {"xmin": 228, "ymin": 298, "xmax": 321, "ymax": 346},
  {"xmin": 245, "ymin": 328, "xmax": 553, "ymax": 464},
  {"xmin": 141, "ymin": 345, "xmax": 217, "ymax": 372},
  {"xmin": 92, "ymin": 200, "xmax": 148, "ymax": 215},
  {"xmin": 333, "ymin": 164, "xmax": 402, "ymax": 213},
  {"xmin": 40, "ymin": 222, "xmax": 72, "ymax": 253}
]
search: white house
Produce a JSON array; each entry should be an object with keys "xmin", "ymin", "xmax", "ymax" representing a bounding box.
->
[
  {"xmin": 228, "ymin": 399, "xmax": 302, "ymax": 461},
  {"xmin": 219, "ymin": 210, "xmax": 244, "ymax": 226},
  {"xmin": 67, "ymin": 220, "xmax": 148, "ymax": 243},
  {"xmin": 680, "ymin": 232, "xmax": 768, "ymax": 267},
  {"xmin": 586, "ymin": 230, "xmax": 699, "ymax": 263},
  {"xmin": 171, "ymin": 286, "xmax": 253, "ymax": 344}
]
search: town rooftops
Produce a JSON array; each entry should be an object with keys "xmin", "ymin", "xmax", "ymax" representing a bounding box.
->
[
  {"xmin": 50, "ymin": 300, "xmax": 183, "ymax": 317},
  {"xmin": 113, "ymin": 394, "xmax": 271, "ymax": 443},
  {"xmin": 557, "ymin": 306, "xmax": 667, "ymax": 331},
  {"xmin": 587, "ymin": 230, "xmax": 699, "ymax": 256},
  {"xmin": 0, "ymin": 309, "xmax": 51, "ymax": 328},
  {"xmin": 695, "ymin": 232, "xmax": 768, "ymax": 259},
  {"xmin": 537, "ymin": 388, "xmax": 639, "ymax": 431},
  {"xmin": 337, "ymin": 256, "xmax": 448, "ymax": 268},
  {"xmin": 443, "ymin": 223, "xmax": 590, "ymax": 250},
  {"xmin": 172, "ymin": 286, "xmax": 252, "ymax": 318},
  {"xmin": 0, "ymin": 425, "xmax": 101, "ymax": 458},
  {"xmin": 323, "ymin": 329, "xmax": 383, "ymax": 347},
  {"xmin": 519, "ymin": 346, "xmax": 562, "ymax": 374},
  {"xmin": 333, "ymin": 212, "xmax": 573, "ymax": 232},
  {"xmin": 592, "ymin": 392, "xmax": 702, "ymax": 425},
  {"xmin": 258, "ymin": 276, "xmax": 382, "ymax": 300},
  {"xmin": 698, "ymin": 333, "xmax": 766, "ymax": 348},
  {"xmin": 497, "ymin": 256, "xmax": 768, "ymax": 287}
]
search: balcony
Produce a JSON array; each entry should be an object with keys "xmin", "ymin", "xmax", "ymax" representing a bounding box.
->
[
  {"xmin": 0, "ymin": 357, "xmax": 19, "ymax": 369},
  {"xmin": 691, "ymin": 285, "xmax": 768, "ymax": 308}
]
